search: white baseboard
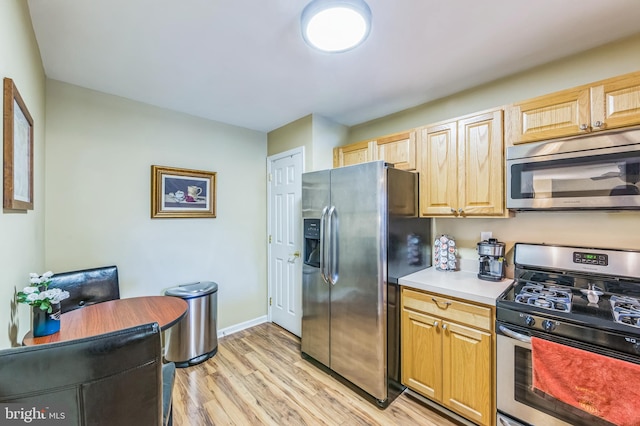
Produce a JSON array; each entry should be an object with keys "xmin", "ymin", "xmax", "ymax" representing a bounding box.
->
[{"xmin": 218, "ymin": 315, "xmax": 268, "ymax": 338}]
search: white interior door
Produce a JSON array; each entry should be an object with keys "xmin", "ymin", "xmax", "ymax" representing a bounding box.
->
[{"xmin": 267, "ymin": 148, "xmax": 303, "ymax": 336}]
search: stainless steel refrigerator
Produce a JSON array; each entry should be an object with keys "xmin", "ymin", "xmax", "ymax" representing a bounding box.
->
[{"xmin": 301, "ymin": 161, "xmax": 431, "ymax": 407}]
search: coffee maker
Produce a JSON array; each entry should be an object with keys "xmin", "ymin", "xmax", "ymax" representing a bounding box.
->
[{"xmin": 477, "ymin": 238, "xmax": 506, "ymax": 281}]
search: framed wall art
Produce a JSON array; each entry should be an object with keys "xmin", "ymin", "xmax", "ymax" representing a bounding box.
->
[
  {"xmin": 3, "ymin": 78, "xmax": 34, "ymax": 211},
  {"xmin": 151, "ymin": 165, "xmax": 217, "ymax": 218}
]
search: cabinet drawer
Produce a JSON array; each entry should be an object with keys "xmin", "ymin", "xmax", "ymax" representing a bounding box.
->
[{"xmin": 402, "ymin": 288, "xmax": 492, "ymax": 331}]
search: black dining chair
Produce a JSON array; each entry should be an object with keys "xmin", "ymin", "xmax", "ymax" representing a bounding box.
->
[
  {"xmin": 48, "ymin": 265, "xmax": 121, "ymax": 313},
  {"xmin": 0, "ymin": 323, "xmax": 175, "ymax": 426}
]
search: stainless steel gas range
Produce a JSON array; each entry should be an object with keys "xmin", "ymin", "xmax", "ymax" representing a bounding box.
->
[{"xmin": 496, "ymin": 243, "xmax": 640, "ymax": 426}]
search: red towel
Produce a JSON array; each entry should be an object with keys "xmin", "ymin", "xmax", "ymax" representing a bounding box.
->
[{"xmin": 531, "ymin": 337, "xmax": 640, "ymax": 426}]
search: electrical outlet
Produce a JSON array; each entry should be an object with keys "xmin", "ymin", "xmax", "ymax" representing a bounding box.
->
[{"xmin": 481, "ymin": 231, "xmax": 492, "ymax": 241}]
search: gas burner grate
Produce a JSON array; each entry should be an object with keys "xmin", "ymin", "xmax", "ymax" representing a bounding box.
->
[
  {"xmin": 611, "ymin": 295, "xmax": 640, "ymax": 328},
  {"xmin": 515, "ymin": 283, "xmax": 572, "ymax": 313}
]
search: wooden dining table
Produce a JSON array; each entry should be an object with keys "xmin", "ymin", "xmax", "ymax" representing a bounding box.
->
[{"xmin": 23, "ymin": 296, "xmax": 188, "ymax": 345}]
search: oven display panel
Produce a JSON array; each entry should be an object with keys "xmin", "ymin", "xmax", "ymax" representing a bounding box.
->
[{"xmin": 573, "ymin": 251, "xmax": 608, "ymax": 266}]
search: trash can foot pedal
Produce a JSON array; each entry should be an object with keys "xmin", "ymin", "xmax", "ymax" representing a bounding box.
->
[{"xmin": 173, "ymin": 347, "xmax": 218, "ymax": 368}]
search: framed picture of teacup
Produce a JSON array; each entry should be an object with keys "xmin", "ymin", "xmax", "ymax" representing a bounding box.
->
[
  {"xmin": 151, "ymin": 165, "xmax": 216, "ymax": 218},
  {"xmin": 3, "ymin": 78, "xmax": 34, "ymax": 211}
]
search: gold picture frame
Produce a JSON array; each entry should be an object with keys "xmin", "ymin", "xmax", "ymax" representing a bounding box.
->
[
  {"xmin": 151, "ymin": 165, "xmax": 217, "ymax": 218},
  {"xmin": 3, "ymin": 78, "xmax": 34, "ymax": 211}
]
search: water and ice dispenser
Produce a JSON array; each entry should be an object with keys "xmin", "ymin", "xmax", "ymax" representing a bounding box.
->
[{"xmin": 304, "ymin": 219, "xmax": 320, "ymax": 267}]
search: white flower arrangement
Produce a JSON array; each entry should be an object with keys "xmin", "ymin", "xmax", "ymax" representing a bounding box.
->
[{"xmin": 17, "ymin": 271, "xmax": 70, "ymax": 313}]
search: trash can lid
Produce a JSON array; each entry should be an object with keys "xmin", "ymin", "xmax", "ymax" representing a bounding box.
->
[{"xmin": 165, "ymin": 281, "xmax": 218, "ymax": 298}]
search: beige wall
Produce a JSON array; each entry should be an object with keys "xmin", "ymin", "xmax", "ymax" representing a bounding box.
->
[
  {"xmin": 44, "ymin": 81, "xmax": 268, "ymax": 332},
  {"xmin": 345, "ymin": 34, "xmax": 640, "ymax": 273},
  {"xmin": 0, "ymin": 0, "xmax": 46, "ymax": 349},
  {"xmin": 3, "ymin": 7, "xmax": 640, "ymax": 351},
  {"xmin": 312, "ymin": 115, "xmax": 349, "ymax": 171},
  {"xmin": 438, "ymin": 212, "xmax": 640, "ymax": 276},
  {"xmin": 268, "ymin": 115, "xmax": 313, "ymax": 171},
  {"xmin": 349, "ymin": 33, "xmax": 640, "ymax": 143},
  {"xmin": 267, "ymin": 114, "xmax": 348, "ymax": 172}
]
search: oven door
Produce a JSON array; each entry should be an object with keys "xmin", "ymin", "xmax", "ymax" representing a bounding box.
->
[
  {"xmin": 506, "ymin": 139, "xmax": 640, "ymax": 210},
  {"xmin": 496, "ymin": 323, "xmax": 618, "ymax": 426}
]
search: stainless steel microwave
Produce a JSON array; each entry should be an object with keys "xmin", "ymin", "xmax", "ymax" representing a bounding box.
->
[{"xmin": 506, "ymin": 128, "xmax": 640, "ymax": 210}]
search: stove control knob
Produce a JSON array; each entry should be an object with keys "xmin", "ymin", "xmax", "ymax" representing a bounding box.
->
[
  {"xmin": 542, "ymin": 320, "xmax": 557, "ymax": 332},
  {"xmin": 524, "ymin": 316, "xmax": 536, "ymax": 327},
  {"xmin": 633, "ymin": 343, "xmax": 640, "ymax": 355}
]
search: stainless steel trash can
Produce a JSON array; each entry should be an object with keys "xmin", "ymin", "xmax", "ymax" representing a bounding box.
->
[{"xmin": 164, "ymin": 281, "xmax": 218, "ymax": 367}]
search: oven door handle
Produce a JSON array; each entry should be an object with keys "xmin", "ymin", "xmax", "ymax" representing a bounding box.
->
[{"xmin": 498, "ymin": 325, "xmax": 532, "ymax": 344}]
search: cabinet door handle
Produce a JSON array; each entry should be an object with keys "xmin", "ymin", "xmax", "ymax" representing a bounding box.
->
[
  {"xmin": 450, "ymin": 208, "xmax": 456, "ymax": 214},
  {"xmin": 457, "ymin": 208, "xmax": 463, "ymax": 214},
  {"xmin": 579, "ymin": 123, "xmax": 589, "ymax": 131},
  {"xmin": 593, "ymin": 120, "xmax": 604, "ymax": 128},
  {"xmin": 442, "ymin": 323, "xmax": 448, "ymax": 330},
  {"xmin": 433, "ymin": 321, "xmax": 439, "ymax": 328},
  {"xmin": 432, "ymin": 297, "xmax": 452, "ymax": 309}
]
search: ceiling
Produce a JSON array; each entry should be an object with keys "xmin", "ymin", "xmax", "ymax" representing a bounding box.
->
[{"xmin": 27, "ymin": 0, "xmax": 640, "ymax": 133}]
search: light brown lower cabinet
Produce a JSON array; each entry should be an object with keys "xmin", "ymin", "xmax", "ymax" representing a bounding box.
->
[{"xmin": 401, "ymin": 288, "xmax": 495, "ymax": 426}]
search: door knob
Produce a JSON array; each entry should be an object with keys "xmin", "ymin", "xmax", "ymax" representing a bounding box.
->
[{"xmin": 288, "ymin": 251, "xmax": 301, "ymax": 263}]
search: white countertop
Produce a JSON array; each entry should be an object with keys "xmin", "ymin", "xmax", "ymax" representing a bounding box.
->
[{"xmin": 398, "ymin": 267, "xmax": 512, "ymax": 306}]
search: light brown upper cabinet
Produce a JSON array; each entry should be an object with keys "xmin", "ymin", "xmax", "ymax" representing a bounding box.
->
[
  {"xmin": 333, "ymin": 130, "xmax": 417, "ymax": 170},
  {"xmin": 507, "ymin": 70, "xmax": 640, "ymax": 145},
  {"xmin": 593, "ymin": 71, "xmax": 640, "ymax": 131},
  {"xmin": 419, "ymin": 109, "xmax": 505, "ymax": 217},
  {"xmin": 333, "ymin": 139, "xmax": 375, "ymax": 168},
  {"xmin": 375, "ymin": 130, "xmax": 417, "ymax": 171}
]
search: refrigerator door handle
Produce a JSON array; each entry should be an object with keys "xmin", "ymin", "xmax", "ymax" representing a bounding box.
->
[
  {"xmin": 320, "ymin": 206, "xmax": 329, "ymax": 283},
  {"xmin": 328, "ymin": 206, "xmax": 338, "ymax": 285}
]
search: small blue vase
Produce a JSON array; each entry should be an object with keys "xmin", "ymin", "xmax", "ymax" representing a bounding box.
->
[{"xmin": 32, "ymin": 303, "xmax": 61, "ymax": 337}]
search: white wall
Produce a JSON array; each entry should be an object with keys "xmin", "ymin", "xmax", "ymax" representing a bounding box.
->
[
  {"xmin": 44, "ymin": 81, "xmax": 268, "ymax": 330},
  {"xmin": 0, "ymin": 0, "xmax": 46, "ymax": 349}
]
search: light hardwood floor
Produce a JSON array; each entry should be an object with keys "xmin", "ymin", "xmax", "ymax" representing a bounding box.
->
[{"xmin": 172, "ymin": 322, "xmax": 460, "ymax": 425}]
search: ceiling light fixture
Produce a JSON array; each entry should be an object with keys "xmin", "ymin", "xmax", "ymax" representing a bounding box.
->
[{"xmin": 301, "ymin": 0, "xmax": 372, "ymax": 53}]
